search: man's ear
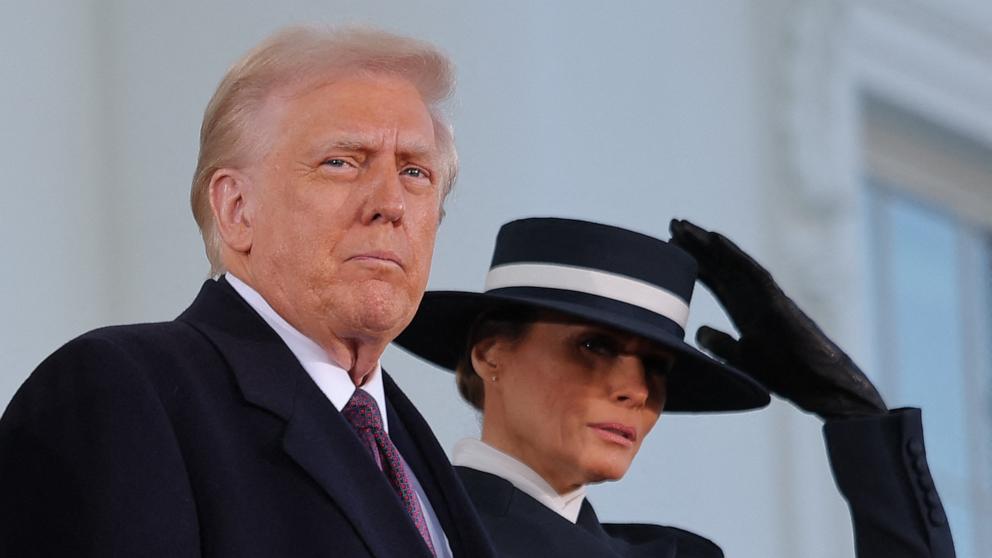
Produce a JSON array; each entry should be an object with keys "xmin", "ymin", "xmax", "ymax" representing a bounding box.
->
[{"xmin": 209, "ymin": 168, "xmax": 254, "ymax": 254}]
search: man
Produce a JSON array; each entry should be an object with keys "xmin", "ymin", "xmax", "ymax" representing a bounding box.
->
[{"xmin": 0, "ymin": 26, "xmax": 494, "ymax": 558}]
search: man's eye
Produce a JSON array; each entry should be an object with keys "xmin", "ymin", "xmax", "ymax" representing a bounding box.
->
[
  {"xmin": 401, "ymin": 167, "xmax": 426, "ymax": 178},
  {"xmin": 323, "ymin": 158, "xmax": 349, "ymax": 168}
]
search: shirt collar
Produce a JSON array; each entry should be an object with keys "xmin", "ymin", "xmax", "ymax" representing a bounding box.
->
[
  {"xmin": 452, "ymin": 438, "xmax": 587, "ymax": 523},
  {"xmin": 225, "ymin": 273, "xmax": 389, "ymax": 432}
]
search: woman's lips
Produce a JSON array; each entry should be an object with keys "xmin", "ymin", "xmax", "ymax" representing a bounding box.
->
[{"xmin": 588, "ymin": 422, "xmax": 637, "ymax": 447}]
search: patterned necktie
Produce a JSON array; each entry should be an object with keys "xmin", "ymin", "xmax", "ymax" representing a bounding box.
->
[{"xmin": 342, "ymin": 389, "xmax": 437, "ymax": 557}]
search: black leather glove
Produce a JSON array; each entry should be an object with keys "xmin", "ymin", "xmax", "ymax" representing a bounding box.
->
[{"xmin": 669, "ymin": 219, "xmax": 887, "ymax": 420}]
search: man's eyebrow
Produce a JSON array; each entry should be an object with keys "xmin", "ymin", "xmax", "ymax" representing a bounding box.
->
[
  {"xmin": 327, "ymin": 139, "xmax": 370, "ymax": 151},
  {"xmin": 315, "ymin": 135, "xmax": 377, "ymax": 152},
  {"xmin": 311, "ymin": 135, "xmax": 437, "ymax": 160},
  {"xmin": 396, "ymin": 140, "xmax": 436, "ymax": 158}
]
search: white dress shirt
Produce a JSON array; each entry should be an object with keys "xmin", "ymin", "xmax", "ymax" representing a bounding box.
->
[
  {"xmin": 226, "ymin": 274, "xmax": 452, "ymax": 557},
  {"xmin": 452, "ymin": 438, "xmax": 587, "ymax": 523}
]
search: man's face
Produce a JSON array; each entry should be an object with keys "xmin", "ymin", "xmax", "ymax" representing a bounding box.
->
[{"xmin": 242, "ymin": 74, "xmax": 442, "ymax": 351}]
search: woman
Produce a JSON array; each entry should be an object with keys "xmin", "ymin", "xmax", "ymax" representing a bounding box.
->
[
  {"xmin": 396, "ymin": 217, "xmax": 954, "ymax": 558},
  {"xmin": 396, "ymin": 217, "xmax": 768, "ymax": 557}
]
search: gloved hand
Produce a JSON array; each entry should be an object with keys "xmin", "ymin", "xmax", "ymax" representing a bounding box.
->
[{"xmin": 669, "ymin": 218, "xmax": 887, "ymax": 420}]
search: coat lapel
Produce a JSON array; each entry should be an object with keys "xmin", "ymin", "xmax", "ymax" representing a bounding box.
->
[
  {"xmin": 385, "ymin": 374, "xmax": 496, "ymax": 558},
  {"xmin": 457, "ymin": 467, "xmax": 685, "ymax": 558},
  {"xmin": 178, "ymin": 279, "xmax": 433, "ymax": 558},
  {"xmin": 280, "ymin": 382, "xmax": 434, "ymax": 558},
  {"xmin": 456, "ymin": 467, "xmax": 623, "ymax": 557},
  {"xmin": 581, "ymin": 503, "xmax": 678, "ymax": 558}
]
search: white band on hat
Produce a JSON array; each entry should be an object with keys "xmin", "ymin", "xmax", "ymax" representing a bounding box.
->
[{"xmin": 484, "ymin": 263, "xmax": 690, "ymax": 328}]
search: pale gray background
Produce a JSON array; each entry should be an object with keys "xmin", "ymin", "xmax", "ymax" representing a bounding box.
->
[{"xmin": 3, "ymin": 1, "xmax": 991, "ymax": 556}]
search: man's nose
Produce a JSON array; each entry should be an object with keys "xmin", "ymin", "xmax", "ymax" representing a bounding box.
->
[
  {"xmin": 611, "ymin": 356, "xmax": 650, "ymax": 407},
  {"xmin": 361, "ymin": 163, "xmax": 405, "ymax": 224}
]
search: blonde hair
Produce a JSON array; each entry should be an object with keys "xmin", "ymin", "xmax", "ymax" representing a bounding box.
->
[{"xmin": 191, "ymin": 25, "xmax": 459, "ymax": 275}]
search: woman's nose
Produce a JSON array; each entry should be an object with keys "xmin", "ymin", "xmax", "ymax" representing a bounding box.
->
[{"xmin": 612, "ymin": 356, "xmax": 650, "ymax": 407}]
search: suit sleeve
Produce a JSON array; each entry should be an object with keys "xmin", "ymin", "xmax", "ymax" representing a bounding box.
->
[
  {"xmin": 824, "ymin": 408, "xmax": 955, "ymax": 558},
  {"xmin": 0, "ymin": 334, "xmax": 200, "ymax": 557}
]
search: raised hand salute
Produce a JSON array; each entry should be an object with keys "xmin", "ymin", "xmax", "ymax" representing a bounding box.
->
[
  {"xmin": 670, "ymin": 218, "xmax": 956, "ymax": 558},
  {"xmin": 669, "ymin": 218, "xmax": 887, "ymax": 419}
]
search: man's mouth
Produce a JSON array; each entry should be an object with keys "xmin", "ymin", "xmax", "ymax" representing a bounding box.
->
[
  {"xmin": 347, "ymin": 251, "xmax": 404, "ymax": 269},
  {"xmin": 588, "ymin": 422, "xmax": 637, "ymax": 447}
]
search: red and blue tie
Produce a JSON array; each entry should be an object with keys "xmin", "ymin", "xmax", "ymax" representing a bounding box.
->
[{"xmin": 342, "ymin": 389, "xmax": 437, "ymax": 557}]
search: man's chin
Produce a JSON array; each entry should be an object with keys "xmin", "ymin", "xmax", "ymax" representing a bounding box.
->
[{"xmin": 338, "ymin": 284, "xmax": 415, "ymax": 340}]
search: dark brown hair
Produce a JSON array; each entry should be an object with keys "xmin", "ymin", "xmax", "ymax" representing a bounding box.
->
[{"xmin": 455, "ymin": 304, "xmax": 541, "ymax": 410}]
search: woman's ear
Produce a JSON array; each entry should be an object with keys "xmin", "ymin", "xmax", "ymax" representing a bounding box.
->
[{"xmin": 470, "ymin": 336, "xmax": 504, "ymax": 381}]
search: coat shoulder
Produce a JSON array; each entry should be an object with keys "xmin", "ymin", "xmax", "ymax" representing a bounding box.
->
[
  {"xmin": 77, "ymin": 320, "xmax": 209, "ymax": 361},
  {"xmin": 602, "ymin": 522, "xmax": 724, "ymax": 557},
  {"xmin": 3, "ymin": 318, "xmax": 227, "ymax": 434},
  {"xmin": 39, "ymin": 320, "xmax": 214, "ymax": 386}
]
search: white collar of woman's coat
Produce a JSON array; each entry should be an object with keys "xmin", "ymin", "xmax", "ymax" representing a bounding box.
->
[{"xmin": 453, "ymin": 438, "xmax": 587, "ymax": 523}]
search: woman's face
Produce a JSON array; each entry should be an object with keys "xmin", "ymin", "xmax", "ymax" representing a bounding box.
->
[{"xmin": 476, "ymin": 315, "xmax": 671, "ymax": 494}]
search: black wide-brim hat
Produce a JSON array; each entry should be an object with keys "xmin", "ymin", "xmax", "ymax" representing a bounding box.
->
[{"xmin": 395, "ymin": 217, "xmax": 769, "ymax": 412}]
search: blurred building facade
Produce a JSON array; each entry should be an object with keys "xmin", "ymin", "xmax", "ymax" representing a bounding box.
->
[{"xmin": 1, "ymin": 1, "xmax": 990, "ymax": 556}]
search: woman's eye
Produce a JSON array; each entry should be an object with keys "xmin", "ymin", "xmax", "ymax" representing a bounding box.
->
[
  {"xmin": 644, "ymin": 356, "xmax": 675, "ymax": 376},
  {"xmin": 580, "ymin": 336, "xmax": 618, "ymax": 356}
]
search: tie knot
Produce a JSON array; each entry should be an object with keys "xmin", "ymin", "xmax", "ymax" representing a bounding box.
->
[{"xmin": 342, "ymin": 389, "xmax": 384, "ymax": 432}]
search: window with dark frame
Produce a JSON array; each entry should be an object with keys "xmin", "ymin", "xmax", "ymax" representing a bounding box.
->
[{"xmin": 863, "ymin": 97, "xmax": 992, "ymax": 558}]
